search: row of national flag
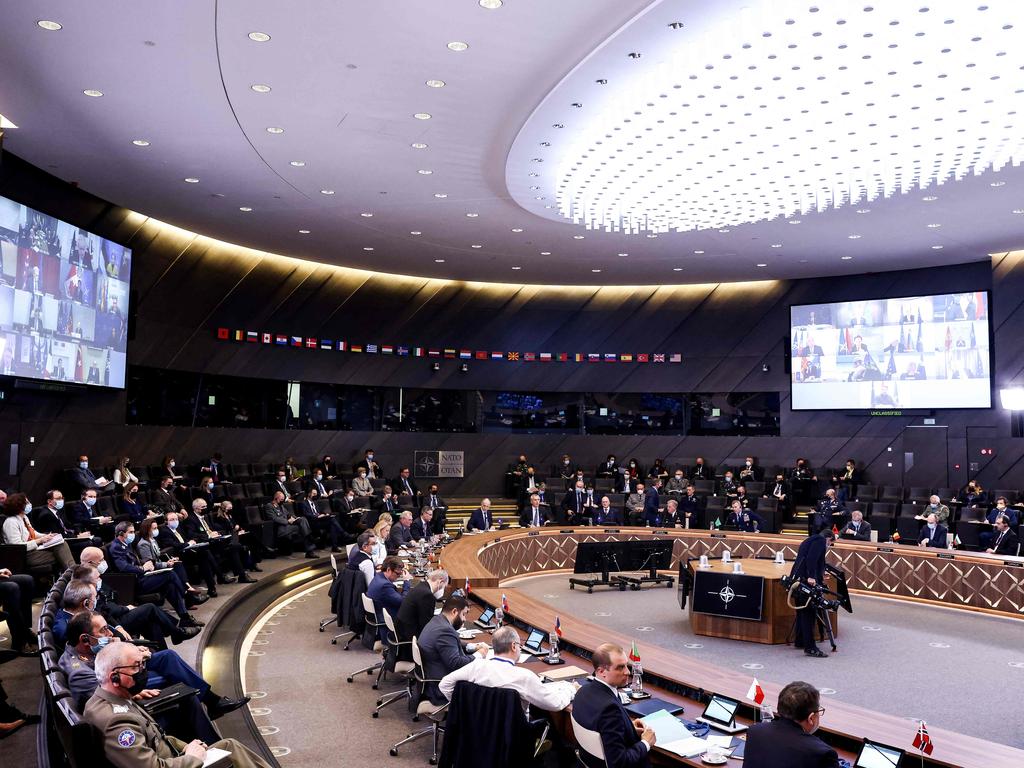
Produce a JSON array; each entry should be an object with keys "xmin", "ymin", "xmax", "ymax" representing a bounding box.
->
[{"xmin": 215, "ymin": 328, "xmax": 683, "ymax": 364}]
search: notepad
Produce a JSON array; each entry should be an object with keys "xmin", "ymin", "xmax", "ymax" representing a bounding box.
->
[
  {"xmin": 37, "ymin": 534, "xmax": 66, "ymax": 550},
  {"xmin": 540, "ymin": 664, "xmax": 588, "ymax": 681},
  {"xmin": 643, "ymin": 710, "xmax": 716, "ymax": 759},
  {"xmin": 202, "ymin": 747, "xmax": 232, "ymax": 768}
]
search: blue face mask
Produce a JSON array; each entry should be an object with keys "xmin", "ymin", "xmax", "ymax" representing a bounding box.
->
[
  {"xmin": 54, "ymin": 499, "xmax": 64, "ymax": 510},
  {"xmin": 125, "ymin": 533, "xmax": 135, "ymax": 545},
  {"xmin": 80, "ymin": 461, "xmax": 89, "ymax": 469},
  {"xmin": 207, "ymin": 482, "xmax": 214, "ymax": 490},
  {"xmin": 168, "ymin": 520, "xmax": 179, "ymax": 530},
  {"xmin": 85, "ymin": 497, "xmax": 96, "ymax": 507},
  {"xmin": 24, "ymin": 503, "xmax": 32, "ymax": 515},
  {"xmin": 89, "ymin": 634, "xmax": 111, "ymax": 656}
]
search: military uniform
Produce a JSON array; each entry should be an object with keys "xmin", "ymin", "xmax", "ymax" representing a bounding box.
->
[{"xmin": 84, "ymin": 688, "xmax": 270, "ymax": 768}]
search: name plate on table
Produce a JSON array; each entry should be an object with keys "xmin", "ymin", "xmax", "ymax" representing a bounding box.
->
[
  {"xmin": 710, "ymin": 533, "xmax": 727, "ymax": 539},
  {"xmin": 691, "ymin": 570, "xmax": 765, "ymax": 622},
  {"xmin": 936, "ymin": 553, "xmax": 955, "ymax": 560},
  {"xmin": 528, "ymin": 531, "xmax": 540, "ymax": 537},
  {"xmin": 876, "ymin": 547, "xmax": 894, "ymax": 553},
  {"xmin": 560, "ymin": 530, "xmax": 576, "ymax": 534},
  {"xmin": 602, "ymin": 529, "xmax": 621, "ymax": 533},
  {"xmin": 1004, "ymin": 560, "xmax": 1024, "ymax": 568}
]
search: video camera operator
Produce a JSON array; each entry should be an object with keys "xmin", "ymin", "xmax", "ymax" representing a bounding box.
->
[{"xmin": 789, "ymin": 528, "xmax": 836, "ymax": 658}]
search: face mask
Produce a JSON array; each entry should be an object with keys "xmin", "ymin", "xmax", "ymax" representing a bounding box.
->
[
  {"xmin": 367, "ymin": 454, "xmax": 374, "ymax": 461},
  {"xmin": 359, "ymin": 473, "xmax": 366, "ymax": 478},
  {"xmin": 347, "ymin": 495, "xmax": 355, "ymax": 502},
  {"xmin": 89, "ymin": 634, "xmax": 111, "ymax": 656},
  {"xmin": 54, "ymin": 499, "xmax": 65, "ymax": 510},
  {"xmin": 675, "ymin": 474, "xmax": 683, "ymax": 480},
  {"xmin": 124, "ymin": 460, "xmax": 130, "ymax": 466},
  {"xmin": 85, "ymin": 497, "xmax": 96, "ymax": 507},
  {"xmin": 207, "ymin": 482, "xmax": 214, "ymax": 490},
  {"xmin": 928, "ymin": 523, "xmax": 936, "ymax": 530},
  {"xmin": 168, "ymin": 520, "xmax": 179, "ymax": 530},
  {"xmin": 725, "ymin": 476, "xmax": 733, "ymax": 482},
  {"xmin": 432, "ymin": 587, "xmax": 445, "ymax": 600},
  {"xmin": 278, "ymin": 476, "xmax": 286, "ymax": 482},
  {"xmin": 315, "ymin": 474, "xmax": 322, "ymax": 480},
  {"xmin": 80, "ymin": 461, "xmax": 89, "ymax": 469},
  {"xmin": 452, "ymin": 617, "xmax": 464, "ymax": 631},
  {"xmin": 746, "ymin": 461, "xmax": 752, "ymax": 467},
  {"xmin": 125, "ymin": 668, "xmax": 148, "ymax": 695},
  {"xmin": 125, "ymin": 533, "xmax": 135, "ymax": 545},
  {"xmin": 97, "ymin": 560, "xmax": 108, "ymax": 575},
  {"xmin": 564, "ymin": 460, "xmax": 570, "ymax": 465},
  {"xmin": 24, "ymin": 503, "xmax": 32, "ymax": 514},
  {"xmin": 169, "ymin": 461, "xmax": 175, "ymax": 468}
]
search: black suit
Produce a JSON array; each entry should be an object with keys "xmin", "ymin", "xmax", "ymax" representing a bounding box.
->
[
  {"xmin": 422, "ymin": 492, "xmax": 447, "ymax": 534},
  {"xmin": 572, "ymin": 679, "xmax": 650, "ymax": 768},
  {"xmin": 395, "ymin": 580, "xmax": 437, "ymax": 652},
  {"xmin": 990, "ymin": 527, "xmax": 1020, "ymax": 556},
  {"xmin": 150, "ymin": 487, "xmax": 184, "ymax": 516},
  {"xmin": 410, "ymin": 517, "xmax": 432, "ymax": 541},
  {"xmin": 838, "ymin": 519, "xmax": 871, "ymax": 541},
  {"xmin": 519, "ymin": 504, "xmax": 548, "ymax": 528},
  {"xmin": 744, "ymin": 716, "xmax": 839, "ymax": 768},
  {"xmin": 790, "ymin": 533, "xmax": 829, "ymax": 651},
  {"xmin": 33, "ymin": 506, "xmax": 72, "ymax": 536},
  {"xmin": 393, "ymin": 474, "xmax": 420, "ymax": 498}
]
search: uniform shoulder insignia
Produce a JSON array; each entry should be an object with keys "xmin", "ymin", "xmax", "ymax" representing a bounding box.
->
[
  {"xmin": 116, "ymin": 728, "xmax": 137, "ymax": 747},
  {"xmin": 112, "ymin": 704, "xmax": 130, "ymax": 714},
  {"xmin": 71, "ymin": 662, "xmax": 80, "ymax": 669}
]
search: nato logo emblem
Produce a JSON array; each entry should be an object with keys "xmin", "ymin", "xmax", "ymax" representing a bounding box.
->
[{"xmin": 117, "ymin": 729, "xmax": 137, "ymax": 748}]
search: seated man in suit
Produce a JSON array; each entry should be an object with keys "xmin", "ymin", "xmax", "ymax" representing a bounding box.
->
[
  {"xmin": 269, "ymin": 469, "xmax": 293, "ymax": 502},
  {"xmin": 520, "ymin": 493, "xmax": 549, "ymax": 528},
  {"xmin": 596, "ymin": 455, "xmax": 618, "ymax": 478},
  {"xmin": 155, "ymin": 511, "xmax": 219, "ymax": 595},
  {"xmin": 986, "ymin": 514, "xmax": 1020, "ymax": 556},
  {"xmin": 150, "ymin": 476, "xmax": 186, "ymax": 516},
  {"xmin": 393, "ymin": 466, "xmax": 420, "ymax": 502},
  {"xmin": 410, "ymin": 507, "xmax": 434, "ymax": 542},
  {"xmin": 723, "ymin": 499, "xmax": 765, "ymax": 532},
  {"xmin": 295, "ymin": 487, "xmax": 348, "ymax": 553},
  {"xmin": 366, "ymin": 556, "xmax": 410, "ymax": 643},
  {"xmin": 917, "ymin": 512, "xmax": 948, "ymax": 548},
  {"xmin": 423, "ymin": 483, "xmax": 447, "ymax": 534},
  {"xmin": 366, "ymin": 485, "xmax": 400, "ymax": 530},
  {"xmin": 417, "ymin": 594, "xmax": 488, "ymax": 705},
  {"xmin": 467, "ymin": 498, "xmax": 495, "ymax": 532},
  {"xmin": 305, "ymin": 468, "xmax": 333, "ymax": 499},
  {"xmin": 108, "ymin": 522, "xmax": 200, "ymax": 628},
  {"xmin": 35, "ymin": 489, "xmax": 94, "ymax": 556},
  {"xmin": 677, "ymin": 485, "xmax": 703, "ymax": 528},
  {"xmin": 734, "ymin": 485, "xmax": 757, "ymax": 511},
  {"xmin": 986, "ymin": 496, "xmax": 1020, "ymax": 527},
  {"xmin": 768, "ymin": 473, "xmax": 790, "ymax": 515},
  {"xmin": 625, "ymin": 483, "xmax": 646, "ymax": 526},
  {"xmin": 592, "ymin": 495, "xmax": 623, "ymax": 527},
  {"xmin": 355, "ymin": 449, "xmax": 383, "ymax": 480},
  {"xmin": 744, "ymin": 680, "xmax": 839, "ymax": 768},
  {"xmin": 689, "ymin": 456, "xmax": 712, "ymax": 481},
  {"xmin": 387, "ymin": 510, "xmax": 415, "ymax": 553},
  {"xmin": 832, "ymin": 459, "xmax": 862, "ymax": 504},
  {"xmin": 562, "ymin": 481, "xmax": 589, "ymax": 525},
  {"xmin": 70, "ymin": 454, "xmax": 113, "ymax": 494},
  {"xmin": 838, "ymin": 509, "xmax": 871, "ymax": 541},
  {"xmin": 572, "ymin": 642, "xmax": 655, "ymax": 768},
  {"xmin": 534, "ymin": 482, "xmax": 556, "ymax": 523},
  {"xmin": 351, "ymin": 469, "xmax": 374, "ymax": 498},
  {"xmin": 738, "ymin": 456, "xmax": 764, "ymax": 484},
  {"xmin": 261, "ymin": 491, "xmax": 317, "ymax": 558},
  {"xmin": 183, "ymin": 499, "xmax": 251, "ymax": 583},
  {"xmin": 396, "ymin": 568, "xmax": 449, "ymax": 652},
  {"xmin": 65, "ymin": 488, "xmax": 114, "ymax": 535}
]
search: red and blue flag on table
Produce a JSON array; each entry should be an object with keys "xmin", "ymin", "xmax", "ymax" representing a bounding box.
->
[
  {"xmin": 464, "ymin": 577, "xmax": 471, "ymax": 594},
  {"xmin": 501, "ymin": 593, "xmax": 510, "ymax": 613},
  {"xmin": 291, "ymin": 336, "xmax": 303, "ymax": 347},
  {"xmin": 604, "ymin": 353, "xmax": 618, "ymax": 362},
  {"xmin": 555, "ymin": 616, "xmax": 562, "ymax": 638},
  {"xmin": 275, "ymin": 334, "xmax": 288, "ymax": 346},
  {"xmin": 653, "ymin": 353, "xmax": 666, "ymax": 363},
  {"xmin": 539, "ymin": 352, "xmax": 552, "ymax": 362},
  {"xmin": 490, "ymin": 351, "xmax": 503, "ymax": 360},
  {"xmin": 523, "ymin": 352, "xmax": 536, "ymax": 361},
  {"xmin": 459, "ymin": 349, "xmax": 472, "ymax": 359},
  {"xmin": 397, "ymin": 346, "xmax": 410, "ymax": 356},
  {"xmin": 912, "ymin": 721, "xmax": 934, "ymax": 755},
  {"xmin": 669, "ymin": 353, "xmax": 682, "ymax": 363}
]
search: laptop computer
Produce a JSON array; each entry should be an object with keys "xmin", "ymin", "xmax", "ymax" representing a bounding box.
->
[
  {"xmin": 520, "ymin": 628, "xmax": 547, "ymax": 656},
  {"xmin": 696, "ymin": 693, "xmax": 747, "ymax": 734},
  {"xmin": 854, "ymin": 739, "xmax": 905, "ymax": 768},
  {"xmin": 474, "ymin": 607, "xmax": 496, "ymax": 629}
]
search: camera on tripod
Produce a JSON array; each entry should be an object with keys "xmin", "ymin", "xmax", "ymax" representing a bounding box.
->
[{"xmin": 781, "ymin": 575, "xmax": 841, "ymax": 612}]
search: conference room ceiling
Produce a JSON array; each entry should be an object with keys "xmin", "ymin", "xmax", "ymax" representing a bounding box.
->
[{"xmin": 2, "ymin": 1, "xmax": 1024, "ymax": 286}]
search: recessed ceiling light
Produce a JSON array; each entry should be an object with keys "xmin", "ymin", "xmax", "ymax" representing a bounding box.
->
[
  {"xmin": 841, "ymin": 255, "xmax": 853, "ymax": 260},
  {"xmin": 360, "ymin": 212, "xmax": 373, "ymax": 217},
  {"xmin": 425, "ymin": 79, "xmax": 445, "ymax": 89},
  {"xmin": 411, "ymin": 142, "xmax": 428, "ymax": 149},
  {"xmin": 573, "ymin": 234, "xmax": 585, "ymax": 239},
  {"xmin": 788, "ymin": 219, "xmax": 802, "ymax": 225},
  {"xmin": 299, "ymin": 229, "xmax": 310, "ymax": 234},
  {"xmin": 434, "ymin": 193, "xmax": 448, "ymax": 198},
  {"xmin": 83, "ymin": 89, "xmax": 103, "ymax": 98},
  {"xmin": 239, "ymin": 206, "xmax": 253, "ymax": 212},
  {"xmin": 266, "ymin": 126, "xmax": 284, "ymax": 134},
  {"xmin": 618, "ymin": 252, "xmax": 628, "ymax": 257},
  {"xmin": 848, "ymin": 234, "xmax": 862, "ymax": 239},
  {"xmin": 540, "ymin": 251, "xmax": 551, "ymax": 256},
  {"xmin": 363, "ymin": 247, "xmax": 374, "ymax": 251},
  {"xmin": 756, "ymin": 263, "xmax": 768, "ymax": 268},
  {"xmin": 511, "ymin": 228, "xmax": 523, "ymax": 232},
  {"xmin": 673, "ymin": 267, "xmax": 683, "ymax": 271},
  {"xmin": 414, "ymin": 112, "xmax": 432, "ymax": 120},
  {"xmin": 435, "ymin": 258, "xmax": 446, "ymax": 263},
  {"xmin": 131, "ymin": 139, "xmax": 150, "ymax": 146},
  {"xmin": 250, "ymin": 84, "xmax": 272, "ymax": 93},
  {"xmin": 990, "ymin": 181, "xmax": 1006, "ymax": 187},
  {"xmin": 926, "ymin": 223, "xmax": 942, "ymax": 228},
  {"xmin": 646, "ymin": 234, "xmax": 658, "ymax": 238},
  {"xmin": 1013, "ymin": 209, "xmax": 1024, "ymax": 215},
  {"xmin": 248, "ymin": 31, "xmax": 271, "ymax": 42},
  {"xmin": 37, "ymin": 20, "xmax": 62, "ymax": 31},
  {"xmin": 290, "ymin": 160, "xmax": 305, "ymax": 167},
  {"xmin": 511, "ymin": 266, "xmax": 522, "ymax": 270},
  {"xmin": 471, "ymin": 244, "xmax": 482, "ymax": 249},
  {"xmin": 591, "ymin": 268, "xmax": 602, "ymax": 273},
  {"xmin": 717, "ymin": 229, "xmax": 730, "ymax": 234},
  {"xmin": 922, "ymin": 196, "xmax": 939, "ymax": 202},
  {"xmin": 771, "ymin": 243, "xmax": 783, "ymax": 248},
  {"xmin": 479, "ymin": 0, "xmax": 503, "ymax": 8},
  {"xmin": 183, "ymin": 177, "xmax": 200, "ymax": 184},
  {"xmin": 856, "ymin": 209, "xmax": 871, "ymax": 214},
  {"xmin": 410, "ymin": 231, "xmax": 422, "ymax": 235},
  {"xmin": 466, "ymin": 212, "xmax": 479, "ymax": 218},
  {"xmin": 528, "ymin": 172, "xmax": 539, "ymax": 177},
  {"xmin": 931, "ymin": 245, "xmax": 944, "ymax": 250},
  {"xmin": 694, "ymin": 250, "xmax": 704, "ymax": 254},
  {"xmin": 447, "ymin": 41, "xmax": 469, "ymax": 52},
  {"xmin": 417, "ymin": 169, "xmax": 433, "ymax": 175},
  {"xmin": 320, "ymin": 189, "xmax": 335, "ymax": 195}
]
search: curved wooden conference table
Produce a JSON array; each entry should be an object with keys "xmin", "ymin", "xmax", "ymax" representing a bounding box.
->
[{"xmin": 440, "ymin": 527, "xmax": 1024, "ymax": 768}]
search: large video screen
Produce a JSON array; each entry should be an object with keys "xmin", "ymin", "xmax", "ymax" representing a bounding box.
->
[
  {"xmin": 790, "ymin": 292, "xmax": 991, "ymax": 411},
  {"xmin": 0, "ymin": 194, "xmax": 130, "ymax": 388}
]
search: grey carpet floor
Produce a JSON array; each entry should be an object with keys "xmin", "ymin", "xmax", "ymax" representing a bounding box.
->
[{"xmin": 510, "ymin": 573, "xmax": 1024, "ymax": 749}]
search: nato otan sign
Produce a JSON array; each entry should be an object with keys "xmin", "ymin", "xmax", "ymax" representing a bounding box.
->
[{"xmin": 415, "ymin": 451, "xmax": 464, "ymax": 478}]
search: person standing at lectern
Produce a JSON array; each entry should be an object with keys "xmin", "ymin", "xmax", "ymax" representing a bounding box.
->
[
  {"xmin": 790, "ymin": 529, "xmax": 835, "ymax": 658},
  {"xmin": 744, "ymin": 681, "xmax": 839, "ymax": 768}
]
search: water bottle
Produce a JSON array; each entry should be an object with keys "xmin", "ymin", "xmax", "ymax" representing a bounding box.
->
[
  {"xmin": 759, "ymin": 703, "xmax": 774, "ymax": 723},
  {"xmin": 630, "ymin": 662, "xmax": 644, "ymax": 697}
]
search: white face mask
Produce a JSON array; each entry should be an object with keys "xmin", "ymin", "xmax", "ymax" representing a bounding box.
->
[
  {"xmin": 54, "ymin": 499, "xmax": 65, "ymax": 510},
  {"xmin": 432, "ymin": 587, "xmax": 445, "ymax": 600},
  {"xmin": 97, "ymin": 560, "xmax": 108, "ymax": 575}
]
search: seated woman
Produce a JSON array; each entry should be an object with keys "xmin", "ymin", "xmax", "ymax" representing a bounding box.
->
[
  {"xmin": 116, "ymin": 481, "xmax": 149, "ymax": 524},
  {"xmin": 135, "ymin": 518, "xmax": 205, "ymax": 599},
  {"xmin": 371, "ymin": 517, "xmax": 391, "ymax": 565},
  {"xmin": 1, "ymin": 493, "xmax": 75, "ymax": 572},
  {"xmin": 111, "ymin": 455, "xmax": 139, "ymax": 493}
]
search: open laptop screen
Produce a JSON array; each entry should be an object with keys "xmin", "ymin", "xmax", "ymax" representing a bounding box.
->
[
  {"xmin": 855, "ymin": 740, "xmax": 904, "ymax": 768},
  {"xmin": 524, "ymin": 628, "xmax": 545, "ymax": 651},
  {"xmin": 702, "ymin": 694, "xmax": 739, "ymax": 726}
]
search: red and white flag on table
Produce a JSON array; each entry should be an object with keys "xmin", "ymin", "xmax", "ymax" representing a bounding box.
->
[
  {"xmin": 912, "ymin": 721, "xmax": 934, "ymax": 755},
  {"xmin": 501, "ymin": 593, "xmax": 510, "ymax": 613},
  {"xmin": 464, "ymin": 577, "xmax": 471, "ymax": 594},
  {"xmin": 555, "ymin": 616, "xmax": 562, "ymax": 638},
  {"xmin": 746, "ymin": 678, "xmax": 766, "ymax": 705}
]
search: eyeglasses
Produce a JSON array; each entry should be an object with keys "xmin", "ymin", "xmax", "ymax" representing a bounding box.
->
[
  {"xmin": 113, "ymin": 660, "xmax": 147, "ymax": 674},
  {"xmin": 815, "ymin": 707, "xmax": 826, "ymax": 717}
]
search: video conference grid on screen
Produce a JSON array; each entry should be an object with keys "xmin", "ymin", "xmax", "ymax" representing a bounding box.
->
[
  {"xmin": 0, "ymin": 194, "xmax": 130, "ymax": 388},
  {"xmin": 790, "ymin": 292, "xmax": 991, "ymax": 411}
]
